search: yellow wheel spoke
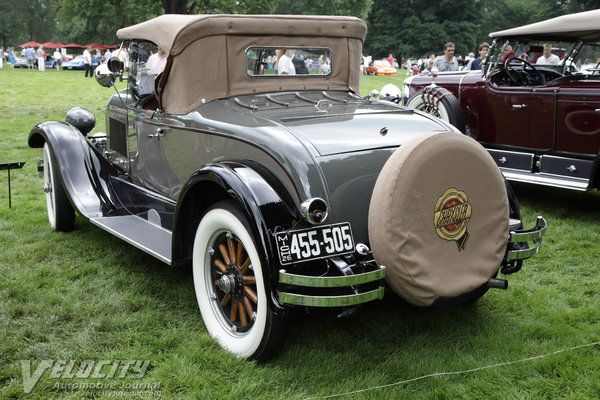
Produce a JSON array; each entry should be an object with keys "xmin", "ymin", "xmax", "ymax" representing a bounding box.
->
[
  {"xmin": 214, "ymin": 259, "xmax": 227, "ymax": 273},
  {"xmin": 227, "ymin": 237, "xmax": 236, "ymax": 264},
  {"xmin": 220, "ymin": 294, "xmax": 230, "ymax": 307},
  {"xmin": 244, "ymin": 286, "xmax": 258, "ymax": 303},
  {"xmin": 219, "ymin": 243, "xmax": 230, "ymax": 265}
]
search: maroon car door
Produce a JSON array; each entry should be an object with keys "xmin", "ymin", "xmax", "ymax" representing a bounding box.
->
[
  {"xmin": 484, "ymin": 83, "xmax": 532, "ymax": 148},
  {"xmin": 556, "ymin": 85, "xmax": 600, "ymax": 155}
]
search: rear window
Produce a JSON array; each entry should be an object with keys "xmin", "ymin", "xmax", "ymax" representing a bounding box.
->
[{"xmin": 246, "ymin": 47, "xmax": 332, "ymax": 77}]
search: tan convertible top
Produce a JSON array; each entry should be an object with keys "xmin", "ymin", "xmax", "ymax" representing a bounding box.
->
[
  {"xmin": 117, "ymin": 14, "xmax": 367, "ymax": 113},
  {"xmin": 490, "ymin": 9, "xmax": 600, "ymax": 41},
  {"xmin": 117, "ymin": 14, "xmax": 367, "ymax": 55}
]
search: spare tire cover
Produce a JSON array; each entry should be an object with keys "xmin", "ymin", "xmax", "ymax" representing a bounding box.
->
[{"xmin": 368, "ymin": 131, "xmax": 509, "ymax": 306}]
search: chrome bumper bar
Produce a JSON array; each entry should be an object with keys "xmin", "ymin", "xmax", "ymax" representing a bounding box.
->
[
  {"xmin": 278, "ymin": 266, "xmax": 386, "ymax": 307},
  {"xmin": 506, "ymin": 216, "xmax": 547, "ymax": 262}
]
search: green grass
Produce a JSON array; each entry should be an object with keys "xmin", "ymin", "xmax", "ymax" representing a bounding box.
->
[{"xmin": 1, "ymin": 66, "xmax": 600, "ymax": 399}]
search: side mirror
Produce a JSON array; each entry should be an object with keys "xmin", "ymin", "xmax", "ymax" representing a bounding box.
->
[{"xmin": 95, "ymin": 64, "xmax": 116, "ymax": 87}]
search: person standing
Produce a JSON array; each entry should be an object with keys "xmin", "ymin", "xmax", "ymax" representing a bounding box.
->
[
  {"xmin": 146, "ymin": 47, "xmax": 167, "ymax": 75},
  {"xmin": 103, "ymin": 48, "xmax": 112, "ymax": 63},
  {"xmin": 83, "ymin": 46, "xmax": 93, "ymax": 77},
  {"xmin": 53, "ymin": 48, "xmax": 62, "ymax": 70},
  {"xmin": 9, "ymin": 47, "xmax": 16, "ymax": 69},
  {"xmin": 469, "ymin": 42, "xmax": 489, "ymax": 70},
  {"xmin": 0, "ymin": 47, "xmax": 4, "ymax": 68},
  {"xmin": 25, "ymin": 46, "xmax": 35, "ymax": 70},
  {"xmin": 36, "ymin": 46, "xmax": 45, "ymax": 71},
  {"xmin": 536, "ymin": 44, "xmax": 560, "ymax": 65},
  {"xmin": 433, "ymin": 42, "xmax": 459, "ymax": 72},
  {"xmin": 276, "ymin": 49, "xmax": 296, "ymax": 75}
]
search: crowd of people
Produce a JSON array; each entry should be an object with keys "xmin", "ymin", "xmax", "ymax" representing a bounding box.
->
[
  {"xmin": 361, "ymin": 41, "xmax": 569, "ymax": 76},
  {"xmin": 0, "ymin": 45, "xmax": 119, "ymax": 76}
]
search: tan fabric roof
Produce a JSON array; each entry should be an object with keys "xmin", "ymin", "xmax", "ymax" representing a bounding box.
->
[
  {"xmin": 490, "ymin": 9, "xmax": 600, "ymax": 41},
  {"xmin": 117, "ymin": 14, "xmax": 367, "ymax": 55},
  {"xmin": 116, "ymin": 14, "xmax": 367, "ymax": 114}
]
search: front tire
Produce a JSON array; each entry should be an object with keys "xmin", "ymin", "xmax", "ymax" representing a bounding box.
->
[
  {"xmin": 43, "ymin": 143, "xmax": 75, "ymax": 231},
  {"xmin": 192, "ymin": 201, "xmax": 285, "ymax": 361}
]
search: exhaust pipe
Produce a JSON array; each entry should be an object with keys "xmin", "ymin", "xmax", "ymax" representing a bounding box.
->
[{"xmin": 486, "ymin": 278, "xmax": 508, "ymax": 290}]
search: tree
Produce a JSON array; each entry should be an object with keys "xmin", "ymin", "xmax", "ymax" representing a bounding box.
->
[
  {"xmin": 275, "ymin": 0, "xmax": 373, "ymax": 20},
  {"xmin": 364, "ymin": 0, "xmax": 482, "ymax": 59},
  {"xmin": 53, "ymin": 0, "xmax": 162, "ymax": 44}
]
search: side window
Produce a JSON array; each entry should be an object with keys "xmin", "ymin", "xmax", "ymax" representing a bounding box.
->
[{"xmin": 127, "ymin": 41, "xmax": 160, "ymax": 99}]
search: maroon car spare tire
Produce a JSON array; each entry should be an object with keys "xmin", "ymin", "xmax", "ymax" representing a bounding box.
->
[
  {"xmin": 368, "ymin": 131, "xmax": 509, "ymax": 306},
  {"xmin": 406, "ymin": 87, "xmax": 465, "ymax": 132}
]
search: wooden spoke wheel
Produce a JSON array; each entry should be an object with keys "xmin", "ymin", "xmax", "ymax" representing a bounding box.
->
[
  {"xmin": 210, "ymin": 231, "xmax": 258, "ymax": 333},
  {"xmin": 192, "ymin": 201, "xmax": 285, "ymax": 361}
]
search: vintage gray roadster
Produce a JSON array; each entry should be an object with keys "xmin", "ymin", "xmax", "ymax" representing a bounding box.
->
[
  {"xmin": 395, "ymin": 9, "xmax": 600, "ymax": 191},
  {"xmin": 29, "ymin": 14, "xmax": 546, "ymax": 360}
]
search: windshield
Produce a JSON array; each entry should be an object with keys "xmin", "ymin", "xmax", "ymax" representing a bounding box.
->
[{"xmin": 485, "ymin": 39, "xmax": 600, "ymax": 78}]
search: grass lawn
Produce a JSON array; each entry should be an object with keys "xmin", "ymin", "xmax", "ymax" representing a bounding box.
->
[{"xmin": 1, "ymin": 66, "xmax": 600, "ymax": 399}]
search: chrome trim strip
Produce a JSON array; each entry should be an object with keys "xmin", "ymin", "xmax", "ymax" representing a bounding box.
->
[
  {"xmin": 279, "ymin": 266, "xmax": 386, "ymax": 288},
  {"xmin": 278, "ymin": 287, "xmax": 385, "ymax": 307},
  {"xmin": 501, "ymin": 169, "xmax": 589, "ymax": 191}
]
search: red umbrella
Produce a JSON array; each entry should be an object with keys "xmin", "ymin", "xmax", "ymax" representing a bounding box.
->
[
  {"xmin": 19, "ymin": 41, "xmax": 41, "ymax": 47},
  {"xmin": 84, "ymin": 43, "xmax": 104, "ymax": 50},
  {"xmin": 41, "ymin": 42, "xmax": 59, "ymax": 48},
  {"xmin": 63, "ymin": 43, "xmax": 83, "ymax": 48}
]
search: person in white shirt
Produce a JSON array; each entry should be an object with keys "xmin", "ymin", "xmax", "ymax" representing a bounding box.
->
[
  {"xmin": 276, "ymin": 49, "xmax": 296, "ymax": 75},
  {"xmin": 146, "ymin": 47, "xmax": 167, "ymax": 75},
  {"xmin": 83, "ymin": 47, "xmax": 93, "ymax": 77},
  {"xmin": 53, "ymin": 49, "xmax": 62, "ymax": 70},
  {"xmin": 536, "ymin": 44, "xmax": 560, "ymax": 65}
]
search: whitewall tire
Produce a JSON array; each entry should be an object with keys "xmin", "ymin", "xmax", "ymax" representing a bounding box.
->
[
  {"xmin": 192, "ymin": 201, "xmax": 284, "ymax": 361},
  {"xmin": 43, "ymin": 142, "xmax": 75, "ymax": 231}
]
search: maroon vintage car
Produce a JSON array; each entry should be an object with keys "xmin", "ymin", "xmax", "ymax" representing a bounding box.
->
[{"xmin": 396, "ymin": 9, "xmax": 600, "ymax": 191}]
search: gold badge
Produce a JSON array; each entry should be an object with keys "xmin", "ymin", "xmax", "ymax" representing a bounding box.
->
[{"xmin": 434, "ymin": 188, "xmax": 472, "ymax": 251}]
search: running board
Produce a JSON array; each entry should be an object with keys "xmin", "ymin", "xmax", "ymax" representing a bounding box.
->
[
  {"xmin": 90, "ymin": 215, "xmax": 172, "ymax": 264},
  {"xmin": 500, "ymin": 168, "xmax": 589, "ymax": 191}
]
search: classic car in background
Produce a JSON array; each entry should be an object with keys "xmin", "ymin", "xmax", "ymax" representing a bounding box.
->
[
  {"xmin": 61, "ymin": 55, "xmax": 100, "ymax": 70},
  {"xmin": 29, "ymin": 14, "xmax": 545, "ymax": 361},
  {"xmin": 366, "ymin": 59, "xmax": 397, "ymax": 76},
  {"xmin": 397, "ymin": 9, "xmax": 600, "ymax": 191}
]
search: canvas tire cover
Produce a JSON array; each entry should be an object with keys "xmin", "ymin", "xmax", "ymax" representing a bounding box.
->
[{"xmin": 368, "ymin": 131, "xmax": 509, "ymax": 306}]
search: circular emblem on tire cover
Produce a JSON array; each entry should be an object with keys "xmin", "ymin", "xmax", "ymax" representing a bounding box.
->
[{"xmin": 434, "ymin": 188, "xmax": 472, "ymax": 251}]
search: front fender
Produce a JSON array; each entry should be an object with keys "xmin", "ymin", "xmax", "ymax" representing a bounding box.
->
[
  {"xmin": 172, "ymin": 161, "xmax": 301, "ymax": 315},
  {"xmin": 29, "ymin": 121, "xmax": 119, "ymax": 219}
]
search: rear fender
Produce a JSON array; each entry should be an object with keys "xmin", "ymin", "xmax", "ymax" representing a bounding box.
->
[
  {"xmin": 28, "ymin": 121, "xmax": 119, "ymax": 218},
  {"xmin": 172, "ymin": 161, "xmax": 301, "ymax": 315}
]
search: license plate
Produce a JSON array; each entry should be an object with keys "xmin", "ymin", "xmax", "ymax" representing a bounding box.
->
[{"xmin": 276, "ymin": 222, "xmax": 355, "ymax": 265}]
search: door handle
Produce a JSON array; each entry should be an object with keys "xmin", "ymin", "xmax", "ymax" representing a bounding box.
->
[
  {"xmin": 147, "ymin": 128, "xmax": 166, "ymax": 139},
  {"xmin": 512, "ymin": 104, "xmax": 527, "ymax": 109}
]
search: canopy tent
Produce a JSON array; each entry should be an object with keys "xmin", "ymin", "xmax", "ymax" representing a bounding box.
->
[
  {"xmin": 40, "ymin": 42, "xmax": 65, "ymax": 48},
  {"xmin": 19, "ymin": 41, "xmax": 41, "ymax": 47},
  {"xmin": 63, "ymin": 43, "xmax": 84, "ymax": 48}
]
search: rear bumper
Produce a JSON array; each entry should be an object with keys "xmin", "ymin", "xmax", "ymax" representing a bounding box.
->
[
  {"xmin": 502, "ymin": 216, "xmax": 547, "ymax": 274},
  {"xmin": 278, "ymin": 265, "xmax": 386, "ymax": 307}
]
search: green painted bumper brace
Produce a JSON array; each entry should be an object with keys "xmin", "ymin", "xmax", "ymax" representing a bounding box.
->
[{"xmin": 278, "ymin": 266, "xmax": 386, "ymax": 307}]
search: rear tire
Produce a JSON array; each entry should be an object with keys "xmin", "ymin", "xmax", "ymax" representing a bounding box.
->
[
  {"xmin": 192, "ymin": 200, "xmax": 286, "ymax": 361},
  {"xmin": 406, "ymin": 87, "xmax": 465, "ymax": 132},
  {"xmin": 43, "ymin": 143, "xmax": 75, "ymax": 232}
]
